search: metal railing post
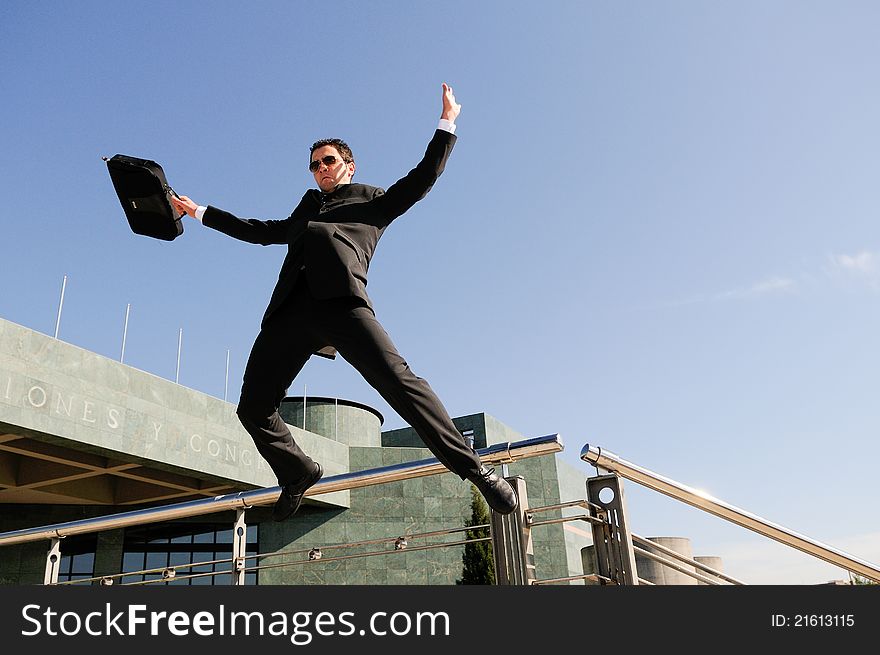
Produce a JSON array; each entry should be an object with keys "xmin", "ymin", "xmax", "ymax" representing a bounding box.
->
[
  {"xmin": 586, "ymin": 473, "xmax": 638, "ymax": 585},
  {"xmin": 44, "ymin": 537, "xmax": 62, "ymax": 585},
  {"xmin": 232, "ymin": 508, "xmax": 248, "ymax": 585},
  {"xmin": 490, "ymin": 476, "xmax": 535, "ymax": 585}
]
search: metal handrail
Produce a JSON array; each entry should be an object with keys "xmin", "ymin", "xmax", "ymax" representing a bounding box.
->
[
  {"xmin": 0, "ymin": 434, "xmax": 562, "ymax": 548},
  {"xmin": 246, "ymin": 537, "xmax": 491, "ymax": 577},
  {"xmin": 581, "ymin": 443, "xmax": 880, "ymax": 583},
  {"xmin": 527, "ymin": 514, "xmax": 602, "ymax": 529},
  {"xmin": 532, "ymin": 573, "xmax": 609, "ymax": 586},
  {"xmin": 254, "ymin": 523, "xmax": 491, "ymax": 561},
  {"xmin": 526, "ymin": 499, "xmax": 597, "ymax": 515}
]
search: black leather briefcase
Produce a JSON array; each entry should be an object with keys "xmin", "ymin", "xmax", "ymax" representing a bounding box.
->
[{"xmin": 105, "ymin": 154, "xmax": 184, "ymax": 241}]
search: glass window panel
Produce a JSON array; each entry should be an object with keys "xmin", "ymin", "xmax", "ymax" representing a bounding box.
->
[
  {"xmin": 191, "ymin": 550, "xmax": 211, "ymax": 573},
  {"xmin": 72, "ymin": 552, "xmax": 95, "ymax": 573},
  {"xmin": 193, "ymin": 531, "xmax": 214, "ymax": 544},
  {"xmin": 122, "ymin": 552, "xmax": 144, "ymax": 572},
  {"xmin": 216, "ymin": 529, "xmax": 233, "ymax": 544},
  {"xmin": 145, "ymin": 552, "xmax": 167, "ymax": 570},
  {"xmin": 169, "ymin": 552, "xmax": 190, "ymax": 567}
]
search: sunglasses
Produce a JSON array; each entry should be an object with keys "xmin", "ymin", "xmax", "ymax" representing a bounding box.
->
[{"xmin": 309, "ymin": 155, "xmax": 347, "ymax": 173}]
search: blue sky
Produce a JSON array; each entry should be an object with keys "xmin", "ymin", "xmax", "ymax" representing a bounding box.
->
[{"xmin": 2, "ymin": 1, "xmax": 878, "ymax": 584}]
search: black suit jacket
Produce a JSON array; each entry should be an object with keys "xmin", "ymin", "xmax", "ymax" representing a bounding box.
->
[{"xmin": 203, "ymin": 129, "xmax": 456, "ymax": 357}]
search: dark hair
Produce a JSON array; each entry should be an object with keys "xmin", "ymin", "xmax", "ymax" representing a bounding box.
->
[{"xmin": 309, "ymin": 138, "xmax": 354, "ymax": 163}]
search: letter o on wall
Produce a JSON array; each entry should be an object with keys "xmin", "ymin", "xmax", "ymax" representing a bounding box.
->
[{"xmin": 27, "ymin": 385, "xmax": 48, "ymax": 408}]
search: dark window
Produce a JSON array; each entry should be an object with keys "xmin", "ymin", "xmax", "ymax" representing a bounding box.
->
[
  {"xmin": 58, "ymin": 535, "xmax": 97, "ymax": 583},
  {"xmin": 121, "ymin": 522, "xmax": 258, "ymax": 585}
]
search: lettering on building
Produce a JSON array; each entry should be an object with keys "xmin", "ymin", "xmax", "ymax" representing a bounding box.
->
[{"xmin": 0, "ymin": 370, "xmax": 264, "ymax": 474}]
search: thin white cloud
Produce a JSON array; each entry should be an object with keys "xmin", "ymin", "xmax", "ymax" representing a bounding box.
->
[
  {"xmin": 830, "ymin": 251, "xmax": 876, "ymax": 274},
  {"xmin": 714, "ymin": 276, "xmax": 796, "ymax": 301},
  {"xmin": 655, "ymin": 249, "xmax": 880, "ymax": 312},
  {"xmin": 661, "ymin": 276, "xmax": 796, "ymax": 308},
  {"xmin": 826, "ymin": 250, "xmax": 880, "ymax": 289}
]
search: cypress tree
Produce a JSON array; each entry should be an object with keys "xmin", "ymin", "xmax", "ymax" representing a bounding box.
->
[{"xmin": 457, "ymin": 485, "xmax": 495, "ymax": 584}]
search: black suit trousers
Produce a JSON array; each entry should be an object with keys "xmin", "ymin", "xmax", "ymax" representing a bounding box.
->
[{"xmin": 236, "ymin": 274, "xmax": 483, "ymax": 486}]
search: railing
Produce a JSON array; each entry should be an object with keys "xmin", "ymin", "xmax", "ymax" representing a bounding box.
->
[
  {"xmin": 580, "ymin": 443, "xmax": 880, "ymax": 584},
  {"xmin": 0, "ymin": 435, "xmax": 563, "ymax": 585},
  {"xmin": 10, "ymin": 434, "xmax": 868, "ymax": 586},
  {"xmin": 57, "ymin": 523, "xmax": 493, "ymax": 586}
]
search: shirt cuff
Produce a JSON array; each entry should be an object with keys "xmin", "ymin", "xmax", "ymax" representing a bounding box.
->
[
  {"xmin": 195, "ymin": 206, "xmax": 207, "ymax": 223},
  {"xmin": 437, "ymin": 119, "xmax": 456, "ymax": 134}
]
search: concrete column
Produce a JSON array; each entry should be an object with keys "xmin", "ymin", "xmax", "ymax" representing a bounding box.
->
[
  {"xmin": 695, "ymin": 555, "xmax": 725, "ymax": 585},
  {"xmin": 635, "ymin": 537, "xmax": 697, "ymax": 585}
]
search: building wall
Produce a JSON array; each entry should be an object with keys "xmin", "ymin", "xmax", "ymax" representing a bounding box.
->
[
  {"xmin": 0, "ymin": 504, "xmax": 128, "ymax": 585},
  {"xmin": 382, "ymin": 413, "xmax": 489, "ymax": 449},
  {"xmin": 378, "ymin": 416, "xmax": 584, "ymax": 583},
  {"xmin": 555, "ymin": 459, "xmax": 594, "ymax": 581}
]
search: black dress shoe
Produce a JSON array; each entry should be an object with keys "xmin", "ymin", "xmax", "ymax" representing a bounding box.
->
[
  {"xmin": 469, "ymin": 465, "xmax": 518, "ymax": 514},
  {"xmin": 273, "ymin": 462, "xmax": 323, "ymax": 522}
]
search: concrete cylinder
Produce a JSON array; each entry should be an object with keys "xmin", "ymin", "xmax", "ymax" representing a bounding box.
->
[
  {"xmin": 694, "ymin": 556, "xmax": 725, "ymax": 585},
  {"xmin": 635, "ymin": 537, "xmax": 697, "ymax": 585},
  {"xmin": 280, "ymin": 396, "xmax": 384, "ymax": 447}
]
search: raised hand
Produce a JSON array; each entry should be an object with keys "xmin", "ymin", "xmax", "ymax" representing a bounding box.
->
[{"xmin": 441, "ymin": 82, "xmax": 461, "ymax": 124}]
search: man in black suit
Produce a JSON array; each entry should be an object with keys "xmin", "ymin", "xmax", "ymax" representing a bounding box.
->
[{"xmin": 172, "ymin": 83, "xmax": 516, "ymax": 521}]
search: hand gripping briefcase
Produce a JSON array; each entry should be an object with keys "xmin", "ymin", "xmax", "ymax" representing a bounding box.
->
[{"xmin": 105, "ymin": 154, "xmax": 184, "ymax": 241}]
